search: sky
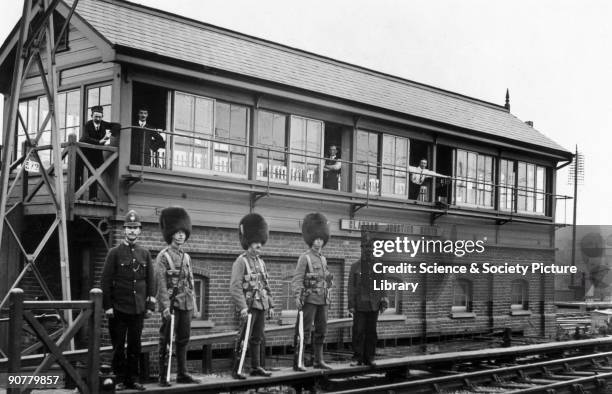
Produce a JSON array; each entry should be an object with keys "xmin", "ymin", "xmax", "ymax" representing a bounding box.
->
[{"xmin": 0, "ymin": 0, "xmax": 610, "ymax": 225}]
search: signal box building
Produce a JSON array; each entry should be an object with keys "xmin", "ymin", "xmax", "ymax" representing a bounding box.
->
[{"xmin": 0, "ymin": 0, "xmax": 573, "ymax": 361}]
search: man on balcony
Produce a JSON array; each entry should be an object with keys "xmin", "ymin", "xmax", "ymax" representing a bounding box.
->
[
  {"xmin": 410, "ymin": 158, "xmax": 432, "ymax": 201},
  {"xmin": 76, "ymin": 105, "xmax": 111, "ymax": 201},
  {"xmin": 323, "ymin": 145, "xmax": 341, "ymax": 190},
  {"xmin": 132, "ymin": 106, "xmax": 166, "ymax": 167}
]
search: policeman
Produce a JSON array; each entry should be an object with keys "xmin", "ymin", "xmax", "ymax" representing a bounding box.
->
[
  {"xmin": 156, "ymin": 207, "xmax": 200, "ymax": 386},
  {"xmin": 292, "ymin": 212, "xmax": 334, "ymax": 370},
  {"xmin": 230, "ymin": 213, "xmax": 274, "ymax": 379},
  {"xmin": 101, "ymin": 209, "xmax": 155, "ymax": 391},
  {"xmin": 348, "ymin": 231, "xmax": 388, "ymax": 367}
]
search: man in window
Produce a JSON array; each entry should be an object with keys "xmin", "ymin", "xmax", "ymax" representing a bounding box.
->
[
  {"xmin": 156, "ymin": 207, "xmax": 201, "ymax": 386},
  {"xmin": 410, "ymin": 158, "xmax": 431, "ymax": 201},
  {"xmin": 230, "ymin": 213, "xmax": 274, "ymax": 379},
  {"xmin": 77, "ymin": 105, "xmax": 111, "ymax": 200},
  {"xmin": 100, "ymin": 210, "xmax": 156, "ymax": 391},
  {"xmin": 348, "ymin": 231, "xmax": 388, "ymax": 367},
  {"xmin": 292, "ymin": 213, "xmax": 334, "ymax": 370},
  {"xmin": 323, "ymin": 145, "xmax": 341, "ymax": 190},
  {"xmin": 132, "ymin": 106, "xmax": 166, "ymax": 167}
]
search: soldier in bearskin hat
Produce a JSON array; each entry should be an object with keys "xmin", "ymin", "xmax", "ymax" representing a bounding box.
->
[
  {"xmin": 155, "ymin": 207, "xmax": 201, "ymax": 386},
  {"xmin": 229, "ymin": 213, "xmax": 274, "ymax": 379},
  {"xmin": 292, "ymin": 212, "xmax": 334, "ymax": 370},
  {"xmin": 101, "ymin": 209, "xmax": 156, "ymax": 391}
]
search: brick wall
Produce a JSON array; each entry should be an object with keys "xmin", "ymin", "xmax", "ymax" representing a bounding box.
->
[{"xmin": 91, "ymin": 221, "xmax": 558, "ymax": 354}]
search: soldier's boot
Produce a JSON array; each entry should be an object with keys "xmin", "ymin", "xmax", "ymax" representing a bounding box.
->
[
  {"xmin": 313, "ymin": 344, "xmax": 332, "ymax": 370},
  {"xmin": 231, "ymin": 354, "xmax": 247, "ymax": 380},
  {"xmin": 176, "ymin": 345, "xmax": 200, "ymax": 384},
  {"xmin": 158, "ymin": 352, "xmax": 171, "ymax": 387},
  {"xmin": 304, "ymin": 344, "xmax": 313, "ymax": 367},
  {"xmin": 249, "ymin": 344, "xmax": 271, "ymax": 377}
]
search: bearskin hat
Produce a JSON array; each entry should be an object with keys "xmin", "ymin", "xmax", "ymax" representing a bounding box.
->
[
  {"xmin": 302, "ymin": 212, "xmax": 330, "ymax": 247},
  {"xmin": 239, "ymin": 213, "xmax": 269, "ymax": 250},
  {"xmin": 159, "ymin": 207, "xmax": 192, "ymax": 244}
]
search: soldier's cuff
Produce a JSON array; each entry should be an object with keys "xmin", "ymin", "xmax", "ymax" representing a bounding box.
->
[{"xmin": 147, "ymin": 296, "xmax": 157, "ymax": 303}]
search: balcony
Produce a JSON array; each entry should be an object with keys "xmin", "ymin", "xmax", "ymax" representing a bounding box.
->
[
  {"xmin": 124, "ymin": 128, "xmax": 570, "ymax": 225},
  {"xmin": 14, "ymin": 134, "xmax": 117, "ymax": 219}
]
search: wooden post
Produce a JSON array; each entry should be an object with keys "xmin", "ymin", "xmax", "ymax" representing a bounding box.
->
[
  {"xmin": 66, "ymin": 134, "xmax": 77, "ymax": 220},
  {"xmin": 201, "ymin": 344, "xmax": 212, "ymax": 374},
  {"xmin": 8, "ymin": 289, "xmax": 24, "ymax": 394},
  {"xmin": 87, "ymin": 288, "xmax": 102, "ymax": 394}
]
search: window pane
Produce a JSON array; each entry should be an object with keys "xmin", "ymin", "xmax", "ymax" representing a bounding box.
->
[
  {"xmin": 536, "ymin": 166, "xmax": 545, "ymax": 213},
  {"xmin": 215, "ymin": 102, "xmax": 230, "ymax": 140},
  {"xmin": 356, "ymin": 130, "xmax": 379, "ymax": 194},
  {"xmin": 99, "ymin": 85, "xmax": 112, "ymax": 106},
  {"xmin": 175, "ymin": 93, "xmax": 194, "ymax": 131},
  {"xmin": 195, "ymin": 97, "xmax": 213, "ymax": 136},
  {"xmin": 66, "ymin": 90, "xmax": 81, "ymax": 139},
  {"xmin": 256, "ymin": 110, "xmax": 287, "ymax": 182},
  {"xmin": 289, "ymin": 116, "xmax": 322, "ymax": 186}
]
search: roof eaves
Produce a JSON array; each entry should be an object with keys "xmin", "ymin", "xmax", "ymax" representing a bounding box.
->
[{"xmin": 60, "ymin": 0, "xmax": 115, "ymax": 60}]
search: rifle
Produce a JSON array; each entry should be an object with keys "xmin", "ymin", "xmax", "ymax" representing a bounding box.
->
[
  {"xmin": 296, "ymin": 310, "xmax": 305, "ymax": 369},
  {"xmin": 166, "ymin": 310, "xmax": 175, "ymax": 383},
  {"xmin": 235, "ymin": 312, "xmax": 252, "ymax": 376}
]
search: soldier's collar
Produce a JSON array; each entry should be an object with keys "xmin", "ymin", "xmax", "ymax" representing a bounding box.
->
[
  {"xmin": 245, "ymin": 250, "xmax": 260, "ymax": 259},
  {"xmin": 310, "ymin": 247, "xmax": 322, "ymax": 256},
  {"xmin": 123, "ymin": 239, "xmax": 137, "ymax": 247}
]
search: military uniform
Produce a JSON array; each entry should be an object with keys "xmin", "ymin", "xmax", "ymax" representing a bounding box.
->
[
  {"xmin": 155, "ymin": 207, "xmax": 200, "ymax": 386},
  {"xmin": 292, "ymin": 212, "xmax": 333, "ymax": 370},
  {"xmin": 100, "ymin": 210, "xmax": 155, "ymax": 390},
  {"xmin": 348, "ymin": 259, "xmax": 387, "ymax": 366},
  {"xmin": 230, "ymin": 213, "xmax": 273, "ymax": 379}
]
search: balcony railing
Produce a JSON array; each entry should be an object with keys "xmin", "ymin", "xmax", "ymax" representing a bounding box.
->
[
  {"xmin": 126, "ymin": 127, "xmax": 570, "ymax": 219},
  {"xmin": 16, "ymin": 134, "xmax": 117, "ymax": 216}
]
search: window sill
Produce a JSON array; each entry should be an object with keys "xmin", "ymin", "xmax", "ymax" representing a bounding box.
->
[
  {"xmin": 510, "ymin": 310, "xmax": 532, "ymax": 316},
  {"xmin": 191, "ymin": 320, "xmax": 215, "ymax": 329},
  {"xmin": 451, "ymin": 312, "xmax": 476, "ymax": 319},
  {"xmin": 378, "ymin": 313, "xmax": 406, "ymax": 322}
]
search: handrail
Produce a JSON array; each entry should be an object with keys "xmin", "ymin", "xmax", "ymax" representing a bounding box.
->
[{"xmin": 126, "ymin": 126, "xmax": 571, "ymax": 216}]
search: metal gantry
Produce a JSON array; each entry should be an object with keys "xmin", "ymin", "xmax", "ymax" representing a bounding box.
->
[{"xmin": 0, "ymin": 0, "xmax": 80, "ymax": 354}]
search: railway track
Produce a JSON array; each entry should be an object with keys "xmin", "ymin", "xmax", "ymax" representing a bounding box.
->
[{"xmin": 332, "ymin": 350, "xmax": 612, "ymax": 394}]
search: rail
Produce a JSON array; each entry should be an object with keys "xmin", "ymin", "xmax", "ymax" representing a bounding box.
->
[
  {"xmin": 128, "ymin": 126, "xmax": 571, "ymax": 220},
  {"xmin": 11, "ymin": 134, "xmax": 118, "ymax": 218}
]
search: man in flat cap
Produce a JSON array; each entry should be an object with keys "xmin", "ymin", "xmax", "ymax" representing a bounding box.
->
[
  {"xmin": 101, "ymin": 209, "xmax": 155, "ymax": 391},
  {"xmin": 230, "ymin": 213, "xmax": 274, "ymax": 379},
  {"xmin": 156, "ymin": 207, "xmax": 200, "ymax": 386},
  {"xmin": 292, "ymin": 213, "xmax": 334, "ymax": 370}
]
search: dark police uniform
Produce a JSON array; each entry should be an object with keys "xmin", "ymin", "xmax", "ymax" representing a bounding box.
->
[
  {"xmin": 348, "ymin": 259, "xmax": 387, "ymax": 365},
  {"xmin": 100, "ymin": 211, "xmax": 155, "ymax": 389}
]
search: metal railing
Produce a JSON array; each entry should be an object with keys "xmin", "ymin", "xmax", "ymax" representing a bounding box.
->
[{"xmin": 126, "ymin": 127, "xmax": 570, "ymax": 218}]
